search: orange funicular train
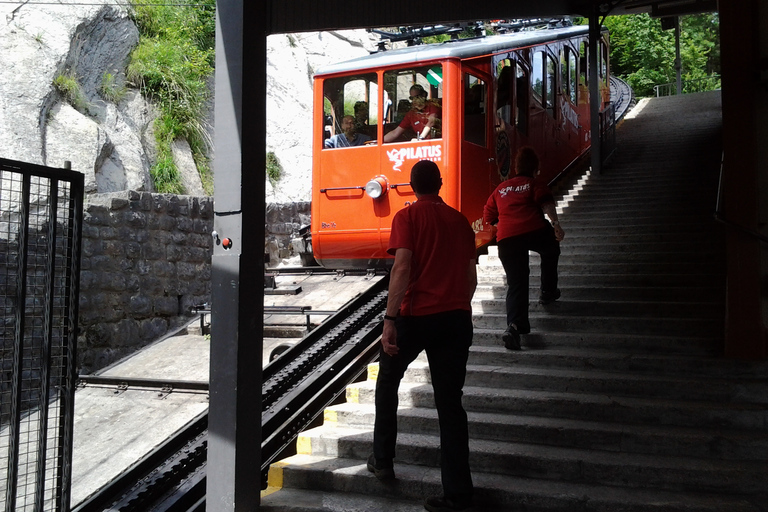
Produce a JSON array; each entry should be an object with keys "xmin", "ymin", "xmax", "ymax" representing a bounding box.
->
[{"xmin": 311, "ymin": 24, "xmax": 611, "ymax": 269}]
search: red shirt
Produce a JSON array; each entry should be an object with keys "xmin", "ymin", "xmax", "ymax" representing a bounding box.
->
[
  {"xmin": 399, "ymin": 104, "xmax": 440, "ymax": 137},
  {"xmin": 483, "ymin": 175, "xmax": 554, "ymax": 241},
  {"xmin": 388, "ymin": 195, "xmax": 475, "ymax": 316}
]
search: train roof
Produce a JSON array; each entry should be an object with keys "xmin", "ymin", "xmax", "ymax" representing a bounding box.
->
[{"xmin": 315, "ymin": 25, "xmax": 600, "ymax": 77}]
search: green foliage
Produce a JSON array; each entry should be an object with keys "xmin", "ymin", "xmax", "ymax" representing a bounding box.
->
[
  {"xmin": 153, "ymin": 113, "xmax": 185, "ymax": 194},
  {"xmin": 99, "ymin": 72, "xmax": 127, "ymax": 103},
  {"xmin": 604, "ymin": 13, "xmax": 720, "ymax": 97},
  {"xmin": 53, "ymin": 72, "xmax": 89, "ymax": 112},
  {"xmin": 266, "ymin": 152, "xmax": 283, "ymax": 186},
  {"xmin": 128, "ymin": 0, "xmax": 215, "ymax": 193},
  {"xmin": 422, "ymin": 26, "xmax": 483, "ymax": 45}
]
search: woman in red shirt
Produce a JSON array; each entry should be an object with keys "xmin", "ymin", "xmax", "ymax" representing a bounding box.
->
[{"xmin": 483, "ymin": 147, "xmax": 565, "ymax": 350}]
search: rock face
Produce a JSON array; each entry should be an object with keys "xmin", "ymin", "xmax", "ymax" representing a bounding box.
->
[
  {"xmin": 0, "ymin": 0, "xmax": 155, "ymax": 193},
  {"xmin": 265, "ymin": 31, "xmax": 379, "ymax": 203},
  {"xmin": 0, "ymin": 0, "xmax": 377, "ymax": 199}
]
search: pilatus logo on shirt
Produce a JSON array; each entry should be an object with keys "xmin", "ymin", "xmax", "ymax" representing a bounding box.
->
[{"xmin": 498, "ymin": 183, "xmax": 530, "ymax": 197}]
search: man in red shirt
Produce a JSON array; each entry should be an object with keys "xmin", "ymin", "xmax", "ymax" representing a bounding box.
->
[
  {"xmin": 483, "ymin": 146, "xmax": 565, "ymax": 350},
  {"xmin": 383, "ymin": 84, "xmax": 440, "ymax": 142},
  {"xmin": 368, "ymin": 160, "xmax": 477, "ymax": 512}
]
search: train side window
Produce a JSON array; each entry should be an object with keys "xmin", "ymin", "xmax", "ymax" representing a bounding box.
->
[
  {"xmin": 600, "ymin": 39, "xmax": 609, "ymax": 85},
  {"xmin": 322, "ymin": 73, "xmax": 378, "ymax": 148},
  {"xmin": 579, "ymin": 42, "xmax": 588, "ymax": 88},
  {"xmin": 569, "ymin": 48, "xmax": 578, "ymax": 104},
  {"xmin": 496, "ymin": 59, "xmax": 514, "ymax": 124},
  {"xmin": 464, "ymin": 73, "xmax": 486, "ymax": 147},
  {"xmin": 532, "ymin": 51, "xmax": 544, "ymax": 104},
  {"xmin": 560, "ymin": 49, "xmax": 568, "ymax": 100},
  {"xmin": 515, "ymin": 64, "xmax": 528, "ymax": 136},
  {"xmin": 545, "ymin": 53, "xmax": 556, "ymax": 117}
]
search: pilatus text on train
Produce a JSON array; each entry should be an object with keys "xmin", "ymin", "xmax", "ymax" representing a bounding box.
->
[{"xmin": 311, "ymin": 24, "xmax": 611, "ymax": 269}]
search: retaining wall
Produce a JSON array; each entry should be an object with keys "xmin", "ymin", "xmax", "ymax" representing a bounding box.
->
[{"xmin": 77, "ymin": 192, "xmax": 307, "ymax": 373}]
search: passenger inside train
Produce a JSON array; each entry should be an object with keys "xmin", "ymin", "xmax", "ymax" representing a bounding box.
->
[
  {"xmin": 323, "ymin": 115, "xmax": 371, "ymax": 148},
  {"xmin": 383, "ymin": 84, "xmax": 440, "ymax": 142}
]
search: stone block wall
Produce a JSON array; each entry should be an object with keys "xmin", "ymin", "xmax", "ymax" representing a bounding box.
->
[
  {"xmin": 75, "ymin": 194, "xmax": 310, "ymax": 373},
  {"xmin": 78, "ymin": 191, "xmax": 213, "ymax": 373},
  {"xmin": 265, "ymin": 201, "xmax": 311, "ymax": 265}
]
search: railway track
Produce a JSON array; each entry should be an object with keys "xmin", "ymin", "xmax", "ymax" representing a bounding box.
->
[
  {"xmin": 610, "ymin": 75, "xmax": 635, "ymax": 121},
  {"xmin": 73, "ymin": 274, "xmax": 389, "ymax": 512}
]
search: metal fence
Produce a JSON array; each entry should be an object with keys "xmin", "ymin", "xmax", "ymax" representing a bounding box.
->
[
  {"xmin": 653, "ymin": 75, "xmax": 722, "ymax": 97},
  {"xmin": 1, "ymin": 158, "xmax": 83, "ymax": 512},
  {"xmin": 600, "ymin": 101, "xmax": 617, "ymax": 163}
]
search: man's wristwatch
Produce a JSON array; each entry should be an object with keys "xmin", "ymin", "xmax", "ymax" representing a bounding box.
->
[{"xmin": 384, "ymin": 315, "xmax": 397, "ymax": 321}]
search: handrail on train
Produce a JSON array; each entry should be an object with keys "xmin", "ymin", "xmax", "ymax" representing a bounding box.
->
[{"xmin": 714, "ymin": 151, "xmax": 768, "ymax": 244}]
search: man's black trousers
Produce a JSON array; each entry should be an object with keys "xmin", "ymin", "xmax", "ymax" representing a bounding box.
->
[{"xmin": 373, "ymin": 309, "xmax": 473, "ymax": 501}]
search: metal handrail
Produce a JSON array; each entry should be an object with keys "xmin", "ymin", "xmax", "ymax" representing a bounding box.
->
[
  {"xmin": 714, "ymin": 151, "xmax": 768, "ymax": 244},
  {"xmin": 654, "ymin": 75, "xmax": 721, "ymax": 97}
]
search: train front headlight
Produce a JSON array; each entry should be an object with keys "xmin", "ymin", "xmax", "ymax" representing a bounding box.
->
[{"xmin": 365, "ymin": 176, "xmax": 388, "ymax": 199}]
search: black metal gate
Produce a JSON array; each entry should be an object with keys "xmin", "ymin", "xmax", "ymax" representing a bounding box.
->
[{"xmin": 1, "ymin": 158, "xmax": 83, "ymax": 512}]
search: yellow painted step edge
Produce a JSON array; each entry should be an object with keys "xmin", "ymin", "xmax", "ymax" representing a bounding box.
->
[{"xmin": 261, "ymin": 461, "xmax": 288, "ymax": 497}]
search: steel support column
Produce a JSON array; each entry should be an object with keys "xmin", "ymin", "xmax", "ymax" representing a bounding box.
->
[
  {"xmin": 719, "ymin": 0, "xmax": 767, "ymax": 359},
  {"xmin": 207, "ymin": 0, "xmax": 266, "ymax": 509},
  {"xmin": 588, "ymin": 10, "xmax": 602, "ymax": 175}
]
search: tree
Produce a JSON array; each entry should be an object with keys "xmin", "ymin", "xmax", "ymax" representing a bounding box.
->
[{"xmin": 604, "ymin": 13, "xmax": 720, "ymax": 97}]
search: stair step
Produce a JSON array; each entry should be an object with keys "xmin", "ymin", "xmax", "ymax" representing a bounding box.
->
[
  {"xmin": 472, "ymin": 298, "xmax": 721, "ymax": 319},
  {"xmin": 267, "ymin": 455, "xmax": 763, "ymax": 512},
  {"xmin": 260, "ymin": 487, "xmax": 424, "ymax": 512},
  {"xmin": 466, "ymin": 345, "xmax": 768, "ymax": 378},
  {"xmin": 471, "ymin": 328, "xmax": 719, "ymax": 354},
  {"xmin": 472, "ymin": 312, "xmax": 722, "ymax": 337},
  {"xmin": 474, "ymin": 284, "xmax": 723, "ymax": 302},
  {"xmin": 324, "ymin": 402, "xmax": 768, "ymax": 461},
  {"xmin": 348, "ymin": 381, "xmax": 768, "ymax": 431},
  {"xmin": 388, "ymin": 360, "xmax": 768, "ymax": 403},
  {"xmin": 477, "ymin": 271, "xmax": 724, "ymax": 288},
  {"xmin": 293, "ymin": 429, "xmax": 768, "ymax": 495}
]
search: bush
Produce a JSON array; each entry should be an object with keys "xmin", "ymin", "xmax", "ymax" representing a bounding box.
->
[
  {"xmin": 266, "ymin": 152, "xmax": 282, "ymax": 186},
  {"xmin": 128, "ymin": 0, "xmax": 215, "ymax": 194},
  {"xmin": 53, "ymin": 72, "xmax": 89, "ymax": 112}
]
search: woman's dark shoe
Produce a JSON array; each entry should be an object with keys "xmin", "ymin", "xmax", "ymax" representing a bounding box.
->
[
  {"xmin": 538, "ymin": 288, "xmax": 561, "ymax": 305},
  {"xmin": 424, "ymin": 495, "xmax": 473, "ymax": 511},
  {"xmin": 502, "ymin": 324, "xmax": 521, "ymax": 350},
  {"xmin": 367, "ymin": 453, "xmax": 395, "ymax": 481}
]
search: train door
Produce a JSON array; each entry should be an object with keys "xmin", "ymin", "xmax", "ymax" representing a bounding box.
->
[
  {"xmin": 577, "ymin": 39, "xmax": 591, "ymax": 151},
  {"xmin": 529, "ymin": 47, "xmax": 560, "ymax": 181},
  {"xmin": 493, "ymin": 56, "xmax": 532, "ymax": 183},
  {"xmin": 313, "ymin": 73, "xmax": 383, "ymax": 266},
  {"xmin": 559, "ymin": 44, "xmax": 583, "ymax": 161},
  {"xmin": 460, "ymin": 64, "xmax": 493, "ymax": 234}
]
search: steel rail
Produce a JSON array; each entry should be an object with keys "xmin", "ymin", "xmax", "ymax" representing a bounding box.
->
[{"xmin": 73, "ymin": 275, "xmax": 388, "ymax": 512}]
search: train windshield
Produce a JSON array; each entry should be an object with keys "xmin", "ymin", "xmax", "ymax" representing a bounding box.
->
[
  {"xmin": 320, "ymin": 65, "xmax": 444, "ymax": 148},
  {"xmin": 382, "ymin": 65, "xmax": 443, "ymax": 143},
  {"xmin": 322, "ymin": 73, "xmax": 379, "ymax": 149}
]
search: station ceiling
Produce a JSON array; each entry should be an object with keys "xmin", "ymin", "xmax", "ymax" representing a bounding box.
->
[{"xmin": 268, "ymin": 0, "xmax": 718, "ymax": 34}]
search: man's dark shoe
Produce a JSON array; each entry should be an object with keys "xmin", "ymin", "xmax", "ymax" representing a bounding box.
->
[
  {"xmin": 367, "ymin": 453, "xmax": 395, "ymax": 481},
  {"xmin": 424, "ymin": 495, "xmax": 473, "ymax": 511},
  {"xmin": 539, "ymin": 288, "xmax": 561, "ymax": 305},
  {"xmin": 502, "ymin": 324, "xmax": 521, "ymax": 350}
]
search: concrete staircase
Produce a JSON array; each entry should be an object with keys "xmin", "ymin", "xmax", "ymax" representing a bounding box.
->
[{"xmin": 260, "ymin": 92, "xmax": 768, "ymax": 511}]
